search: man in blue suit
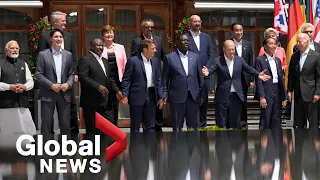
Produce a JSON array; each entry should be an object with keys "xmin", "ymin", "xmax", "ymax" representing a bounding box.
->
[
  {"xmin": 254, "ymin": 37, "xmax": 287, "ymax": 129},
  {"xmin": 121, "ymin": 39, "xmax": 165, "ymax": 132},
  {"xmin": 203, "ymin": 40, "xmax": 270, "ymax": 129},
  {"xmin": 187, "ymin": 15, "xmax": 214, "ymax": 127},
  {"xmin": 162, "ymin": 33, "xmax": 204, "ymax": 131}
]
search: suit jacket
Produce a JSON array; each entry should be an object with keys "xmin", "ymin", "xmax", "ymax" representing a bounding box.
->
[
  {"xmin": 35, "ymin": 49, "xmax": 74, "ymax": 102},
  {"xmin": 293, "ymin": 42, "xmax": 320, "ymax": 53},
  {"xmin": 208, "ymin": 55, "xmax": 260, "ymax": 103},
  {"xmin": 78, "ymin": 52, "xmax": 118, "ymax": 107},
  {"xmin": 130, "ymin": 34, "xmax": 166, "ymax": 61},
  {"xmin": 162, "ymin": 50, "xmax": 204, "ymax": 103},
  {"xmin": 288, "ymin": 49, "xmax": 320, "ymax": 102},
  {"xmin": 224, "ymin": 38, "xmax": 254, "ymax": 85},
  {"xmin": 187, "ymin": 31, "xmax": 215, "ymax": 68},
  {"xmin": 121, "ymin": 54, "xmax": 164, "ymax": 106},
  {"xmin": 258, "ymin": 46, "xmax": 287, "ymax": 71},
  {"xmin": 254, "ymin": 54, "xmax": 286, "ymax": 102},
  {"xmin": 38, "ymin": 30, "xmax": 78, "ymax": 74},
  {"xmin": 101, "ymin": 43, "xmax": 127, "ymax": 82}
]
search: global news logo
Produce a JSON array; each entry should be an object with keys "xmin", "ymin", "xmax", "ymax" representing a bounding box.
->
[{"xmin": 15, "ymin": 113, "xmax": 127, "ymax": 173}]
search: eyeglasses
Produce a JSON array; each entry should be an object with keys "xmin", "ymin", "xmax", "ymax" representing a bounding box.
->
[
  {"xmin": 144, "ymin": 26, "xmax": 154, "ymax": 29},
  {"xmin": 304, "ymin": 31, "xmax": 313, "ymax": 33}
]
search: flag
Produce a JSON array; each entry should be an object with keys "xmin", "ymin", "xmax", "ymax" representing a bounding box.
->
[
  {"xmin": 314, "ymin": 0, "xmax": 320, "ymax": 43},
  {"xmin": 305, "ymin": 0, "xmax": 314, "ymax": 23},
  {"xmin": 274, "ymin": 0, "xmax": 288, "ymax": 34},
  {"xmin": 286, "ymin": 0, "xmax": 305, "ymax": 64},
  {"xmin": 300, "ymin": 0, "xmax": 307, "ymax": 21}
]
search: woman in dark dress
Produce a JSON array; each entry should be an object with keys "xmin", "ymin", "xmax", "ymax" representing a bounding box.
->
[{"xmin": 101, "ymin": 25, "xmax": 127, "ymax": 126}]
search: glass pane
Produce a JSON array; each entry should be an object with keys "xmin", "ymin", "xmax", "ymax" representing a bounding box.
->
[
  {"xmin": 86, "ymin": 30, "xmax": 101, "ymax": 51},
  {"xmin": 257, "ymin": 11, "xmax": 273, "ymax": 26},
  {"xmin": 198, "ymin": 10, "xmax": 221, "ymax": 26},
  {"xmin": 115, "ymin": 9, "xmax": 136, "ymax": 26},
  {"xmin": 0, "ymin": 32, "xmax": 29, "ymax": 54},
  {"xmin": 66, "ymin": 11, "xmax": 78, "ymax": 26},
  {"xmin": 0, "ymin": 8, "xmax": 32, "ymax": 25},
  {"xmin": 222, "ymin": 10, "xmax": 256, "ymax": 26},
  {"xmin": 68, "ymin": 30, "xmax": 79, "ymax": 53},
  {"xmin": 143, "ymin": 13, "xmax": 164, "ymax": 26},
  {"xmin": 114, "ymin": 30, "xmax": 136, "ymax": 57},
  {"xmin": 86, "ymin": 7, "xmax": 108, "ymax": 26}
]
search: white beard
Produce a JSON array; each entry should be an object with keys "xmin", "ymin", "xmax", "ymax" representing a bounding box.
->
[{"xmin": 9, "ymin": 53, "xmax": 19, "ymax": 59}]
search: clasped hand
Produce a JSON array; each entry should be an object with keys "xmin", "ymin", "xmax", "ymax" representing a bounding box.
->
[
  {"xmin": 10, "ymin": 84, "xmax": 26, "ymax": 93},
  {"xmin": 51, "ymin": 83, "xmax": 69, "ymax": 93}
]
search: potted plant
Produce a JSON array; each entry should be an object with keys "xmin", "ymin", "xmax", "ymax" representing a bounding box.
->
[
  {"xmin": 27, "ymin": 16, "xmax": 51, "ymax": 128},
  {"xmin": 27, "ymin": 16, "xmax": 51, "ymax": 81}
]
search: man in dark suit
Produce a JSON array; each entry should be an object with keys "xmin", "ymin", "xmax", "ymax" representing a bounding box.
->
[
  {"xmin": 230, "ymin": 22, "xmax": 254, "ymax": 128},
  {"xmin": 78, "ymin": 38, "xmax": 120, "ymax": 133},
  {"xmin": 130, "ymin": 19, "xmax": 166, "ymax": 132},
  {"xmin": 287, "ymin": 33, "xmax": 320, "ymax": 128},
  {"xmin": 38, "ymin": 11, "xmax": 79, "ymax": 133},
  {"xmin": 254, "ymin": 37, "xmax": 287, "ymax": 129},
  {"xmin": 293, "ymin": 23, "xmax": 320, "ymax": 53},
  {"xmin": 122, "ymin": 39, "xmax": 165, "ymax": 132},
  {"xmin": 35, "ymin": 29, "xmax": 74, "ymax": 134},
  {"xmin": 162, "ymin": 33, "xmax": 204, "ymax": 131},
  {"xmin": 187, "ymin": 15, "xmax": 214, "ymax": 128},
  {"xmin": 203, "ymin": 40, "xmax": 270, "ymax": 129}
]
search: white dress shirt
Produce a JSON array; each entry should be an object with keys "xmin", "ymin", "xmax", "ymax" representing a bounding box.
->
[
  {"xmin": 52, "ymin": 48, "xmax": 63, "ymax": 83},
  {"xmin": 90, "ymin": 51, "xmax": 107, "ymax": 77},
  {"xmin": 300, "ymin": 48, "xmax": 310, "ymax": 71},
  {"xmin": 309, "ymin": 42, "xmax": 315, "ymax": 51},
  {"xmin": 0, "ymin": 61, "xmax": 34, "ymax": 91},
  {"xmin": 143, "ymin": 34, "xmax": 153, "ymax": 40},
  {"xmin": 190, "ymin": 30, "xmax": 200, "ymax": 51},
  {"xmin": 141, "ymin": 53, "xmax": 154, "ymax": 88},
  {"xmin": 224, "ymin": 55, "xmax": 236, "ymax": 92},
  {"xmin": 233, "ymin": 38, "xmax": 242, "ymax": 57},
  {"xmin": 178, "ymin": 50, "xmax": 189, "ymax": 76},
  {"xmin": 265, "ymin": 53, "xmax": 278, "ymax": 83}
]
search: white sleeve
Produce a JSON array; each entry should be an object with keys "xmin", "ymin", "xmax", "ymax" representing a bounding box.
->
[
  {"xmin": 24, "ymin": 63, "xmax": 34, "ymax": 91},
  {"xmin": 0, "ymin": 66, "xmax": 10, "ymax": 91}
]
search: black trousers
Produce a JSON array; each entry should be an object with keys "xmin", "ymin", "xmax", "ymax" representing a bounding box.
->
[
  {"xmin": 199, "ymin": 78, "xmax": 210, "ymax": 127},
  {"xmin": 110, "ymin": 81, "xmax": 121, "ymax": 127},
  {"xmin": 260, "ymin": 83, "xmax": 281, "ymax": 129},
  {"xmin": 241, "ymin": 82, "xmax": 248, "ymax": 128},
  {"xmin": 294, "ymin": 94, "xmax": 318, "ymax": 128},
  {"xmin": 170, "ymin": 91, "xmax": 200, "ymax": 131},
  {"xmin": 129, "ymin": 88, "xmax": 157, "ymax": 132},
  {"xmin": 82, "ymin": 101, "xmax": 114, "ymax": 134},
  {"xmin": 216, "ymin": 92, "xmax": 243, "ymax": 129}
]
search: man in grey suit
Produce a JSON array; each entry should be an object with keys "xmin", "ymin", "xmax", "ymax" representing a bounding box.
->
[{"xmin": 36, "ymin": 29, "xmax": 74, "ymax": 134}]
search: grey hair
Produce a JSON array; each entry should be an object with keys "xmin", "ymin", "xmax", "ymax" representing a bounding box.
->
[
  {"xmin": 297, "ymin": 33, "xmax": 310, "ymax": 42},
  {"xmin": 4, "ymin": 40, "xmax": 19, "ymax": 52},
  {"xmin": 264, "ymin": 28, "xmax": 279, "ymax": 39},
  {"xmin": 140, "ymin": 19, "xmax": 154, "ymax": 28},
  {"xmin": 301, "ymin": 23, "xmax": 314, "ymax": 32},
  {"xmin": 51, "ymin": 11, "xmax": 67, "ymax": 22}
]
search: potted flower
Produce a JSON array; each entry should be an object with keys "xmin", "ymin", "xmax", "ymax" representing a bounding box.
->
[
  {"xmin": 167, "ymin": 17, "xmax": 190, "ymax": 47},
  {"xmin": 27, "ymin": 17, "xmax": 51, "ymax": 127},
  {"xmin": 27, "ymin": 16, "xmax": 51, "ymax": 79}
]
